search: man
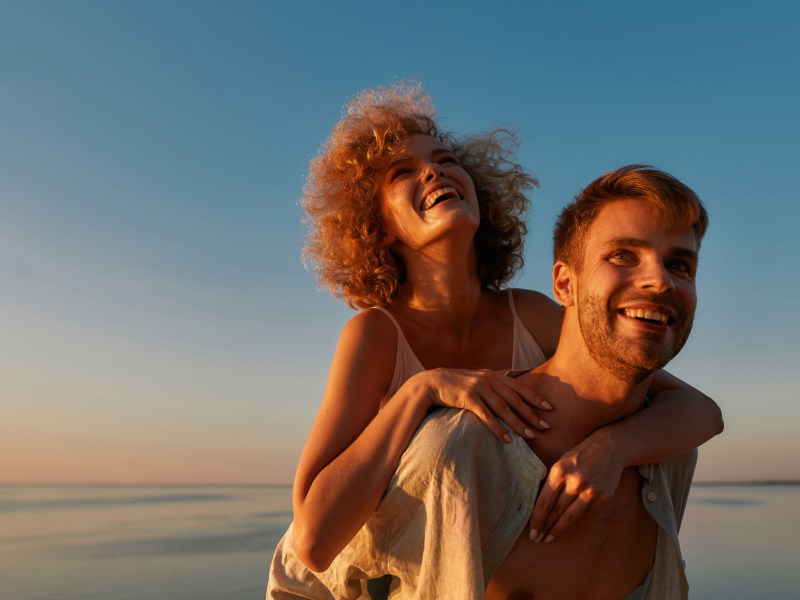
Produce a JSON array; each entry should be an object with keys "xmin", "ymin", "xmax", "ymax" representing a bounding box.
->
[
  {"xmin": 269, "ymin": 165, "xmax": 708, "ymax": 599},
  {"xmin": 486, "ymin": 164, "xmax": 707, "ymax": 599}
]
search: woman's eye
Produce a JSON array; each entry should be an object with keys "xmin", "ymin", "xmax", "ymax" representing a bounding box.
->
[
  {"xmin": 439, "ymin": 155, "xmax": 459, "ymax": 165},
  {"xmin": 389, "ymin": 168, "xmax": 412, "ymax": 182}
]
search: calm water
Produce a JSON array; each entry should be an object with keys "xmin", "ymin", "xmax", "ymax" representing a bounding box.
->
[{"xmin": 1, "ymin": 483, "xmax": 798, "ymax": 599}]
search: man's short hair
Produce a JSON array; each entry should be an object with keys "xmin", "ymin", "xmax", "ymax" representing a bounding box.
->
[{"xmin": 553, "ymin": 164, "xmax": 709, "ymax": 268}]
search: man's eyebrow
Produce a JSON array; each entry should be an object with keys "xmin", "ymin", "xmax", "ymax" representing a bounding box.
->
[
  {"xmin": 606, "ymin": 237, "xmax": 648, "ymax": 249},
  {"xmin": 605, "ymin": 237, "xmax": 698, "ymax": 260}
]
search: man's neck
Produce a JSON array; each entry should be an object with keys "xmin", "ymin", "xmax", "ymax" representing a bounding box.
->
[
  {"xmin": 529, "ymin": 319, "xmax": 653, "ymax": 437},
  {"xmin": 519, "ymin": 356, "xmax": 651, "ymax": 468}
]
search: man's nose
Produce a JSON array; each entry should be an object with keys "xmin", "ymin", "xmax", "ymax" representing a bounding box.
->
[{"xmin": 637, "ymin": 259, "xmax": 676, "ymax": 292}]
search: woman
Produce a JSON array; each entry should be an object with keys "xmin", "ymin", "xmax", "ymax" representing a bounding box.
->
[{"xmin": 269, "ymin": 82, "xmax": 722, "ymax": 596}]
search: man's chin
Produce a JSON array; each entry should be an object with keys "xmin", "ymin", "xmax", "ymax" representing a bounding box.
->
[{"xmin": 626, "ymin": 348, "xmax": 676, "ymax": 382}]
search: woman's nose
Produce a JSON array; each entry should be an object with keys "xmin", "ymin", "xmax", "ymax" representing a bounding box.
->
[{"xmin": 422, "ymin": 162, "xmax": 444, "ymax": 182}]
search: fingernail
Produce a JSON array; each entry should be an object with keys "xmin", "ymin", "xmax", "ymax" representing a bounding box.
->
[
  {"xmin": 534, "ymin": 531, "xmax": 545, "ymax": 543},
  {"xmin": 544, "ymin": 534, "xmax": 554, "ymax": 544},
  {"xmin": 529, "ymin": 529, "xmax": 538, "ymax": 541},
  {"xmin": 503, "ymin": 433, "xmax": 512, "ymax": 443},
  {"xmin": 539, "ymin": 419, "xmax": 550, "ymax": 429},
  {"xmin": 524, "ymin": 428, "xmax": 535, "ymax": 439},
  {"xmin": 541, "ymin": 400, "xmax": 553, "ymax": 410}
]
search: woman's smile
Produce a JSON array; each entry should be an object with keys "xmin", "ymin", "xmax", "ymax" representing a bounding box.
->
[
  {"xmin": 379, "ymin": 134, "xmax": 479, "ymax": 248},
  {"xmin": 420, "ymin": 185, "xmax": 463, "ymax": 211}
]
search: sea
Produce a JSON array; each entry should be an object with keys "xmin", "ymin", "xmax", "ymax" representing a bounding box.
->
[{"xmin": 1, "ymin": 483, "xmax": 798, "ymax": 599}]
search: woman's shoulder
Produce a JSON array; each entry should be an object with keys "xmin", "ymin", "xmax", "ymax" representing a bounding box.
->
[
  {"xmin": 508, "ymin": 288, "xmax": 562, "ymax": 358},
  {"xmin": 327, "ymin": 308, "xmax": 399, "ymax": 401},
  {"xmin": 340, "ymin": 306, "xmax": 399, "ymax": 347}
]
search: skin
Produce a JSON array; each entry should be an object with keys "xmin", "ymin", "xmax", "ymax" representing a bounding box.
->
[
  {"xmin": 487, "ymin": 199, "xmax": 700, "ymax": 599},
  {"xmin": 291, "ymin": 135, "xmax": 722, "ymax": 572}
]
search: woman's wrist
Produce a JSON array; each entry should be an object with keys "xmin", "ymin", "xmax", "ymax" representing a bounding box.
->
[
  {"xmin": 394, "ymin": 370, "xmax": 436, "ymax": 415},
  {"xmin": 588, "ymin": 422, "xmax": 631, "ymax": 469}
]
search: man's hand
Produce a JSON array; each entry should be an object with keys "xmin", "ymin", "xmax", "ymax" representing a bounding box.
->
[{"xmin": 529, "ymin": 433, "xmax": 626, "ymax": 543}]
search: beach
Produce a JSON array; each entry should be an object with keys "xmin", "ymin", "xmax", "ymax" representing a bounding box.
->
[{"xmin": 1, "ymin": 483, "xmax": 797, "ymax": 599}]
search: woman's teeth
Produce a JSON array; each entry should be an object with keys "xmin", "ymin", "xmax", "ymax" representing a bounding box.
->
[{"xmin": 421, "ymin": 187, "xmax": 458, "ymax": 211}]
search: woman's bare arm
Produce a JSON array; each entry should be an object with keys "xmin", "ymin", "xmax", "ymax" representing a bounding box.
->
[
  {"xmin": 608, "ymin": 369, "xmax": 724, "ymax": 465},
  {"xmin": 292, "ymin": 309, "xmax": 550, "ymax": 571},
  {"xmin": 291, "ymin": 310, "xmax": 426, "ymax": 571}
]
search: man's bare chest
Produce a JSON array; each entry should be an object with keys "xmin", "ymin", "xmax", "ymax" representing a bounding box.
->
[{"xmin": 487, "ymin": 468, "xmax": 657, "ymax": 599}]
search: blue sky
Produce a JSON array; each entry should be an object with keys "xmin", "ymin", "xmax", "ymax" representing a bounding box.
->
[{"xmin": 1, "ymin": 0, "xmax": 798, "ymax": 483}]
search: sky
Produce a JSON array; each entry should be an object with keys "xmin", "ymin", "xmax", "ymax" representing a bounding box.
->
[{"xmin": 1, "ymin": 0, "xmax": 798, "ymax": 484}]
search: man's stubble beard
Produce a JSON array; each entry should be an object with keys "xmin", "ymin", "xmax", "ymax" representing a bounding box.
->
[{"xmin": 577, "ymin": 291, "xmax": 694, "ymax": 384}]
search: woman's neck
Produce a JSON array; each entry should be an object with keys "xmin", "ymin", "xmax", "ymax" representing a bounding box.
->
[{"xmin": 395, "ymin": 242, "xmax": 483, "ymax": 328}]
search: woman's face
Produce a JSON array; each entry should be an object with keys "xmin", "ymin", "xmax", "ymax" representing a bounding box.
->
[{"xmin": 378, "ymin": 134, "xmax": 479, "ymax": 253}]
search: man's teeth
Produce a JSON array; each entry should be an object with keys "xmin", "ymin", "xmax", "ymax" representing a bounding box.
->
[
  {"xmin": 624, "ymin": 308, "xmax": 669, "ymax": 324},
  {"xmin": 421, "ymin": 187, "xmax": 457, "ymax": 211}
]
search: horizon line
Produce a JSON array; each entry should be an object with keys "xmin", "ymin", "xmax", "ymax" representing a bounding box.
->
[{"xmin": 3, "ymin": 479, "xmax": 800, "ymax": 487}]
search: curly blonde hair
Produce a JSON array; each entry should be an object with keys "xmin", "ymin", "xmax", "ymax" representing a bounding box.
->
[{"xmin": 302, "ymin": 81, "xmax": 537, "ymax": 308}]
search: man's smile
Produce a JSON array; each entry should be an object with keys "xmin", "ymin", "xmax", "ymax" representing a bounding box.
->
[{"xmin": 621, "ymin": 307, "xmax": 672, "ymax": 326}]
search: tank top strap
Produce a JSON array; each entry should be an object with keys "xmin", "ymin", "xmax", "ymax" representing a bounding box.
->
[
  {"xmin": 506, "ymin": 289, "xmax": 548, "ymax": 371},
  {"xmin": 373, "ymin": 307, "xmax": 426, "ymax": 398}
]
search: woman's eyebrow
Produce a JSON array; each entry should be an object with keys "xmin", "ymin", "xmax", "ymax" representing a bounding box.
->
[
  {"xmin": 386, "ymin": 155, "xmax": 413, "ymax": 170},
  {"xmin": 432, "ymin": 148, "xmax": 456, "ymax": 158}
]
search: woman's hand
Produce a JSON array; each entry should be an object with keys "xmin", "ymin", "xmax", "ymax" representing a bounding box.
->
[
  {"xmin": 528, "ymin": 432, "xmax": 625, "ymax": 543},
  {"xmin": 415, "ymin": 368, "xmax": 552, "ymax": 443}
]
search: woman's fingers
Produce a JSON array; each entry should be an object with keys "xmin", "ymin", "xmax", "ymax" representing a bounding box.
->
[
  {"xmin": 543, "ymin": 491, "xmax": 595, "ymax": 542},
  {"xmin": 489, "ymin": 373, "xmax": 551, "ymax": 431},
  {"xmin": 482, "ymin": 385, "xmax": 544, "ymax": 439},
  {"xmin": 529, "ymin": 471, "xmax": 561, "ymax": 542},
  {"xmin": 498, "ymin": 370, "xmax": 554, "ymax": 411},
  {"xmin": 429, "ymin": 368, "xmax": 550, "ymax": 441},
  {"xmin": 530, "ymin": 459, "xmax": 610, "ymax": 543},
  {"xmin": 465, "ymin": 397, "xmax": 513, "ymax": 443}
]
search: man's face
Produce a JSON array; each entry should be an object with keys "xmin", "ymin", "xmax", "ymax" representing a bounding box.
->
[{"xmin": 571, "ymin": 199, "xmax": 698, "ymax": 382}]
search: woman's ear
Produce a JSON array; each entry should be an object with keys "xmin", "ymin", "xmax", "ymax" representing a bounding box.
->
[{"xmin": 552, "ymin": 261, "xmax": 576, "ymax": 307}]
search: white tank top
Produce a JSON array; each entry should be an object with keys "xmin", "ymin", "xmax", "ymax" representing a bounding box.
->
[{"xmin": 375, "ymin": 289, "xmax": 547, "ymax": 397}]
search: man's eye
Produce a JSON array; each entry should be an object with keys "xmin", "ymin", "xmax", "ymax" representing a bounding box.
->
[
  {"xmin": 667, "ymin": 260, "xmax": 693, "ymax": 276},
  {"xmin": 439, "ymin": 155, "xmax": 459, "ymax": 165},
  {"xmin": 610, "ymin": 250, "xmax": 634, "ymax": 262}
]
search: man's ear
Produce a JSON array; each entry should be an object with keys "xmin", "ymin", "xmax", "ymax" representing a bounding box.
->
[{"xmin": 552, "ymin": 261, "xmax": 577, "ymax": 307}]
